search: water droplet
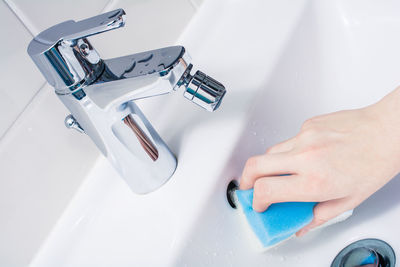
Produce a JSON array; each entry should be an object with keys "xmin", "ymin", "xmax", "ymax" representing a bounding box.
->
[
  {"xmin": 213, "ymin": 252, "xmax": 218, "ymax": 257},
  {"xmin": 253, "ymin": 132, "xmax": 257, "ymax": 136},
  {"xmin": 27, "ymin": 127, "xmax": 33, "ymax": 132},
  {"xmin": 260, "ymin": 138, "xmax": 265, "ymax": 144}
]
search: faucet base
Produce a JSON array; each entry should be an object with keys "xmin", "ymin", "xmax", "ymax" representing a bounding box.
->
[{"xmin": 110, "ymin": 101, "xmax": 178, "ymax": 194}]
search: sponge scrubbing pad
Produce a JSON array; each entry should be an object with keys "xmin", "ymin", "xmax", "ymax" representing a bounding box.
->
[{"xmin": 235, "ymin": 189, "xmax": 353, "ymax": 250}]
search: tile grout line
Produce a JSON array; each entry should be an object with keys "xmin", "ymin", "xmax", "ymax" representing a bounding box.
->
[
  {"xmin": 3, "ymin": 0, "xmax": 39, "ymax": 36},
  {"xmin": 0, "ymin": 0, "xmax": 115, "ymax": 144},
  {"xmin": 0, "ymin": 0, "xmax": 116, "ymax": 144},
  {"xmin": 101, "ymin": 0, "xmax": 117, "ymax": 12},
  {"xmin": 189, "ymin": 0, "xmax": 200, "ymax": 10},
  {"xmin": 0, "ymin": 0, "xmax": 198, "ymax": 144},
  {"xmin": 0, "ymin": 81, "xmax": 48, "ymax": 144},
  {"xmin": 0, "ymin": 0, "xmax": 44, "ymax": 143}
]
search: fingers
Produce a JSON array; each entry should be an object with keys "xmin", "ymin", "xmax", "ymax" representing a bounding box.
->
[
  {"xmin": 239, "ymin": 153, "xmax": 296, "ymax": 190},
  {"xmin": 266, "ymin": 137, "xmax": 296, "ymax": 154},
  {"xmin": 296, "ymin": 197, "xmax": 354, "ymax": 237},
  {"xmin": 251, "ymin": 175, "xmax": 318, "ymax": 212}
]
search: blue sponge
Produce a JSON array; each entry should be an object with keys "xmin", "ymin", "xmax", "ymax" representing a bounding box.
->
[{"xmin": 235, "ymin": 189, "xmax": 317, "ymax": 248}]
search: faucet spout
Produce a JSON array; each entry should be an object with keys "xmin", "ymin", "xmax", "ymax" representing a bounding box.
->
[{"xmin": 85, "ymin": 46, "xmax": 190, "ymax": 110}]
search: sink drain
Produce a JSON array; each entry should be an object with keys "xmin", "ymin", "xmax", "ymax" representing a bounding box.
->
[
  {"xmin": 331, "ymin": 239, "xmax": 395, "ymax": 267},
  {"xmin": 226, "ymin": 180, "xmax": 238, "ymax": 209}
]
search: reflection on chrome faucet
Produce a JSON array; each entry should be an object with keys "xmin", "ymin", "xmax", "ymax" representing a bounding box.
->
[{"xmin": 27, "ymin": 9, "xmax": 226, "ymax": 194}]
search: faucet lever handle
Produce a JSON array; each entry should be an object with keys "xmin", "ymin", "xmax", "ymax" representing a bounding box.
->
[
  {"xmin": 28, "ymin": 9, "xmax": 126, "ymax": 92},
  {"xmin": 63, "ymin": 9, "xmax": 126, "ymax": 42}
]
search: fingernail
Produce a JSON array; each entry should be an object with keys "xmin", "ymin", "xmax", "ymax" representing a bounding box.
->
[{"xmin": 252, "ymin": 203, "xmax": 269, "ymax": 213}]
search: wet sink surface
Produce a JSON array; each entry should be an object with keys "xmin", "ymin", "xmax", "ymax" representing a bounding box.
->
[{"xmin": 31, "ymin": 0, "xmax": 400, "ymax": 266}]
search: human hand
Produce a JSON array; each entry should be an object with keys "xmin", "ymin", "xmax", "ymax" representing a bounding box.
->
[{"xmin": 239, "ymin": 88, "xmax": 400, "ymax": 236}]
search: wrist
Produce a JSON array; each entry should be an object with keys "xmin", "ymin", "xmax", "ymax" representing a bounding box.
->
[
  {"xmin": 368, "ymin": 87, "xmax": 400, "ymax": 132},
  {"xmin": 364, "ymin": 87, "xmax": 400, "ymax": 173}
]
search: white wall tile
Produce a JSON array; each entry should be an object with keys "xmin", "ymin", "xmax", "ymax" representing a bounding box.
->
[
  {"xmin": 0, "ymin": 86, "xmax": 99, "ymax": 267},
  {"xmin": 89, "ymin": 0, "xmax": 196, "ymax": 59},
  {"xmin": 7, "ymin": 0, "xmax": 110, "ymax": 34},
  {"xmin": 0, "ymin": 1, "xmax": 45, "ymax": 138}
]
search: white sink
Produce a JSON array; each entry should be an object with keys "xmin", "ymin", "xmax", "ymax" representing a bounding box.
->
[{"xmin": 31, "ymin": 0, "xmax": 400, "ymax": 266}]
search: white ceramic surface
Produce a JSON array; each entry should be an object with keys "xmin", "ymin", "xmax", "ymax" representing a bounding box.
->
[{"xmin": 30, "ymin": 0, "xmax": 400, "ymax": 266}]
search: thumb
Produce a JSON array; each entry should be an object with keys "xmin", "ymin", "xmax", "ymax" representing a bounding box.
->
[{"xmin": 296, "ymin": 197, "xmax": 354, "ymax": 237}]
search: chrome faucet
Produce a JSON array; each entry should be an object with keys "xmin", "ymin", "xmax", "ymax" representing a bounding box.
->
[{"xmin": 27, "ymin": 9, "xmax": 226, "ymax": 194}]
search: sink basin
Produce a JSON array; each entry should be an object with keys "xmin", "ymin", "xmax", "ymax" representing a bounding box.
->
[{"xmin": 30, "ymin": 0, "xmax": 400, "ymax": 266}]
